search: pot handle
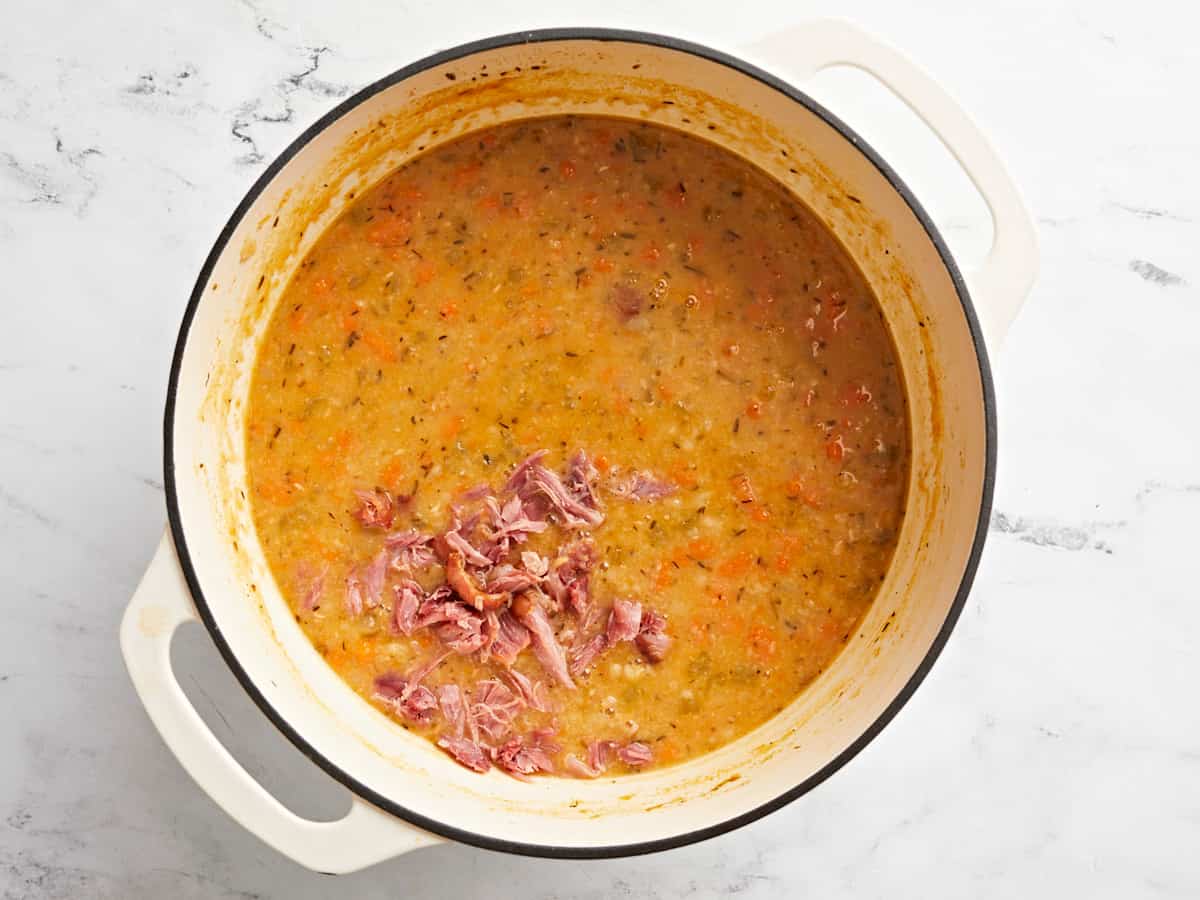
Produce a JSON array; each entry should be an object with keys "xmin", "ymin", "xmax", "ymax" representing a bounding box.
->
[
  {"xmin": 745, "ymin": 19, "xmax": 1037, "ymax": 347},
  {"xmin": 120, "ymin": 531, "xmax": 442, "ymax": 873}
]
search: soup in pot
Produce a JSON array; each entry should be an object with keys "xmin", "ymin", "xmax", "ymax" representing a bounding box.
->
[{"xmin": 245, "ymin": 115, "xmax": 908, "ymax": 778}]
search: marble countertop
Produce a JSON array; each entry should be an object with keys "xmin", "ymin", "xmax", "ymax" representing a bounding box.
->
[{"xmin": 2, "ymin": 0, "xmax": 1196, "ymax": 896}]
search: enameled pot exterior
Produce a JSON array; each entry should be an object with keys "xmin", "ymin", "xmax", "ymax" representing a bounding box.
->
[{"xmin": 121, "ymin": 24, "xmax": 1035, "ymax": 871}]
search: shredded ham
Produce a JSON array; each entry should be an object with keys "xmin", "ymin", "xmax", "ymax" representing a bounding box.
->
[
  {"xmin": 521, "ymin": 551, "xmax": 549, "ymax": 578},
  {"xmin": 503, "ymin": 668, "xmax": 550, "ymax": 711},
  {"xmin": 438, "ymin": 736, "xmax": 491, "ymax": 773},
  {"xmin": 470, "ymin": 678, "xmax": 524, "ymax": 742},
  {"xmin": 488, "ymin": 609, "xmax": 531, "ymax": 666},
  {"xmin": 636, "ymin": 608, "xmax": 671, "ymax": 663},
  {"xmin": 373, "ymin": 652, "xmax": 448, "ymax": 724},
  {"xmin": 296, "ymin": 564, "xmax": 327, "ymax": 612},
  {"xmin": 606, "ymin": 598, "xmax": 643, "ymax": 645},
  {"xmin": 609, "ymin": 470, "xmax": 677, "ymax": 501},
  {"xmin": 512, "ymin": 592, "xmax": 575, "ymax": 689},
  {"xmin": 617, "ymin": 741, "xmax": 653, "ymax": 767},
  {"xmin": 565, "ymin": 739, "xmax": 650, "ymax": 777},
  {"xmin": 445, "ymin": 550, "xmax": 509, "ymax": 612},
  {"xmin": 437, "ymin": 684, "xmax": 467, "ymax": 739},
  {"xmin": 486, "ymin": 564, "xmax": 540, "ymax": 594},
  {"xmin": 610, "ymin": 283, "xmax": 643, "ymax": 320},
  {"xmin": 508, "ymin": 451, "xmax": 604, "ymax": 529},
  {"xmin": 353, "ymin": 488, "xmax": 396, "ymax": 529},
  {"xmin": 392, "ymin": 579, "xmax": 422, "ymax": 635},
  {"xmin": 493, "ymin": 729, "xmax": 558, "ymax": 780},
  {"xmin": 385, "ymin": 529, "xmax": 436, "ymax": 571},
  {"xmin": 340, "ymin": 449, "xmax": 676, "ymax": 777}
]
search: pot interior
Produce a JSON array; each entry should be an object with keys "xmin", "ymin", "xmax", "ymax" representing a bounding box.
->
[{"xmin": 167, "ymin": 32, "xmax": 989, "ymax": 853}]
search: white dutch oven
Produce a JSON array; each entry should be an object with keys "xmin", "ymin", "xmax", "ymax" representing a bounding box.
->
[{"xmin": 120, "ymin": 22, "xmax": 1036, "ymax": 872}]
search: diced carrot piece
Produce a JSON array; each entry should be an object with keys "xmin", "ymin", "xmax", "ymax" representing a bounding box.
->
[
  {"xmin": 730, "ymin": 473, "xmax": 756, "ymax": 504},
  {"xmin": 716, "ymin": 550, "xmax": 754, "ymax": 578},
  {"xmin": 559, "ymin": 159, "xmax": 576, "ymax": 178},
  {"xmin": 750, "ymin": 505, "xmax": 771, "ymax": 523},
  {"xmin": 687, "ymin": 537, "xmax": 716, "ymax": 559}
]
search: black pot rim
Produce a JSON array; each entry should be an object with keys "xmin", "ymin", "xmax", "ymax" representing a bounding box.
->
[{"xmin": 163, "ymin": 26, "xmax": 996, "ymax": 862}]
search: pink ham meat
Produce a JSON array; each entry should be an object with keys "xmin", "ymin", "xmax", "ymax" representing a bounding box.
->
[
  {"xmin": 373, "ymin": 652, "xmax": 448, "ymax": 724},
  {"xmin": 543, "ymin": 539, "xmax": 596, "ymax": 616},
  {"xmin": 488, "ymin": 609, "xmax": 531, "ymax": 666},
  {"xmin": 569, "ymin": 598, "xmax": 643, "ymax": 675},
  {"xmin": 565, "ymin": 739, "xmax": 652, "ymax": 777},
  {"xmin": 438, "ymin": 736, "xmax": 491, "ymax": 773},
  {"xmin": 608, "ymin": 470, "xmax": 677, "ymax": 501},
  {"xmin": 352, "ymin": 488, "xmax": 396, "ymax": 529},
  {"xmin": 344, "ymin": 549, "xmax": 389, "ymax": 616},
  {"xmin": 617, "ymin": 741, "xmax": 653, "ymax": 767},
  {"xmin": 444, "ymin": 529, "xmax": 492, "ymax": 567},
  {"xmin": 493, "ymin": 731, "xmax": 557, "ymax": 780},
  {"xmin": 568, "ymin": 632, "xmax": 608, "ymax": 676},
  {"xmin": 484, "ymin": 494, "xmax": 548, "ymax": 556},
  {"xmin": 636, "ymin": 608, "xmax": 671, "ymax": 663},
  {"xmin": 521, "ymin": 551, "xmax": 549, "ymax": 578},
  {"xmin": 606, "ymin": 598, "xmax": 643, "ymax": 645},
  {"xmin": 512, "ymin": 592, "xmax": 575, "ymax": 689},
  {"xmin": 503, "ymin": 668, "xmax": 550, "ymax": 711},
  {"xmin": 385, "ymin": 529, "xmax": 436, "ymax": 571},
  {"xmin": 470, "ymin": 678, "xmax": 525, "ymax": 742},
  {"xmin": 296, "ymin": 563, "xmax": 327, "ymax": 612},
  {"xmin": 508, "ymin": 451, "xmax": 604, "ymax": 529},
  {"xmin": 432, "ymin": 604, "xmax": 489, "ymax": 655},
  {"xmin": 486, "ymin": 564, "xmax": 540, "ymax": 594},
  {"xmin": 437, "ymin": 684, "xmax": 467, "ymax": 739},
  {"xmin": 392, "ymin": 579, "xmax": 423, "ymax": 635}
]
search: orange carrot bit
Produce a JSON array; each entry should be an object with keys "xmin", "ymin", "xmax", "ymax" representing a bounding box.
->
[
  {"xmin": 716, "ymin": 550, "xmax": 754, "ymax": 579},
  {"xmin": 750, "ymin": 504, "xmax": 772, "ymax": 523},
  {"xmin": 440, "ymin": 414, "xmax": 465, "ymax": 441},
  {"xmin": 687, "ymin": 537, "xmax": 717, "ymax": 560},
  {"xmin": 477, "ymin": 193, "xmax": 502, "ymax": 214},
  {"xmin": 415, "ymin": 260, "xmax": 436, "ymax": 286},
  {"xmin": 774, "ymin": 552, "xmax": 793, "ymax": 573},
  {"xmin": 745, "ymin": 398, "xmax": 764, "ymax": 419},
  {"xmin": 786, "ymin": 476, "xmax": 823, "ymax": 509},
  {"xmin": 559, "ymin": 159, "xmax": 577, "ymax": 178},
  {"xmin": 593, "ymin": 256, "xmax": 614, "ymax": 273},
  {"xmin": 311, "ymin": 276, "xmax": 332, "ymax": 296},
  {"xmin": 365, "ymin": 216, "xmax": 412, "ymax": 247},
  {"xmin": 669, "ymin": 462, "xmax": 699, "ymax": 490},
  {"xmin": 730, "ymin": 473, "xmax": 756, "ymax": 504},
  {"xmin": 664, "ymin": 182, "xmax": 687, "ymax": 208},
  {"xmin": 439, "ymin": 301, "xmax": 459, "ymax": 320},
  {"xmin": 640, "ymin": 242, "xmax": 662, "ymax": 264},
  {"xmin": 452, "ymin": 161, "xmax": 482, "ymax": 188},
  {"xmin": 380, "ymin": 456, "xmax": 405, "ymax": 489},
  {"xmin": 825, "ymin": 435, "xmax": 846, "ymax": 462},
  {"xmin": 593, "ymin": 453, "xmax": 612, "ymax": 473},
  {"xmin": 287, "ymin": 305, "xmax": 308, "ymax": 333},
  {"xmin": 749, "ymin": 624, "xmax": 778, "ymax": 662},
  {"xmin": 654, "ymin": 561, "xmax": 675, "ymax": 591},
  {"xmin": 360, "ymin": 330, "xmax": 396, "ymax": 362},
  {"xmin": 255, "ymin": 480, "xmax": 295, "ymax": 506}
]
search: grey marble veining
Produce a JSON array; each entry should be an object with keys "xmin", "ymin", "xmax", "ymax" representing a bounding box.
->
[{"xmin": 2, "ymin": 0, "xmax": 1198, "ymax": 896}]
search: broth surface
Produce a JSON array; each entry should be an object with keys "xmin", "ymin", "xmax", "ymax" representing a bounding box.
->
[{"xmin": 246, "ymin": 116, "xmax": 908, "ymax": 777}]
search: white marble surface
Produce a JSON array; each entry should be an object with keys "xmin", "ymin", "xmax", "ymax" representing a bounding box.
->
[{"xmin": 2, "ymin": 0, "xmax": 1198, "ymax": 896}]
